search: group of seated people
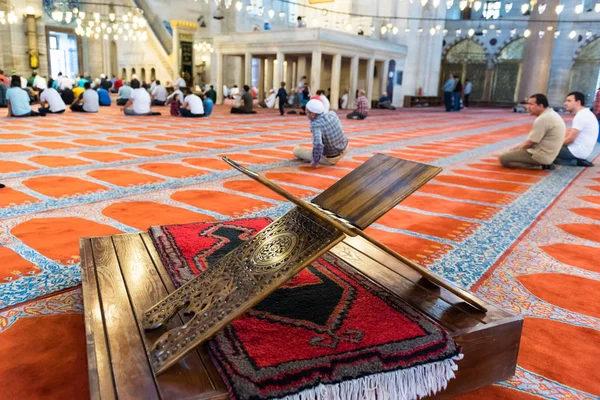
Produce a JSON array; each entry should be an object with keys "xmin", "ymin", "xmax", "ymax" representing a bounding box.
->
[
  {"xmin": 2, "ymin": 72, "xmax": 215, "ymax": 118},
  {"xmin": 499, "ymin": 92, "xmax": 598, "ymax": 169}
]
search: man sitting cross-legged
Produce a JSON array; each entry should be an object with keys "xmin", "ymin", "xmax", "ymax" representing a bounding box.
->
[
  {"xmin": 7, "ymin": 75, "xmax": 44, "ymax": 117},
  {"xmin": 230, "ymin": 85, "xmax": 256, "ymax": 114},
  {"xmin": 293, "ymin": 99, "xmax": 349, "ymax": 168},
  {"xmin": 553, "ymin": 91, "xmax": 598, "ymax": 167},
  {"xmin": 499, "ymin": 93, "xmax": 565, "ymax": 170},
  {"xmin": 347, "ymin": 89, "xmax": 369, "ymax": 120},
  {"xmin": 180, "ymin": 89, "xmax": 204, "ymax": 118},
  {"xmin": 122, "ymin": 79, "xmax": 161, "ymax": 116},
  {"xmin": 38, "ymin": 87, "xmax": 66, "ymax": 114},
  {"xmin": 70, "ymin": 82, "xmax": 99, "ymax": 113}
]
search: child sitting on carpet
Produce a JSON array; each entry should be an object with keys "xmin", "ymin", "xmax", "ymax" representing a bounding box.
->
[{"xmin": 170, "ymin": 94, "xmax": 181, "ymax": 116}]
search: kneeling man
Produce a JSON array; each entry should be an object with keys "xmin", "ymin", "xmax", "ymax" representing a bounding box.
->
[
  {"xmin": 553, "ymin": 91, "xmax": 598, "ymax": 166},
  {"xmin": 293, "ymin": 99, "xmax": 348, "ymax": 168},
  {"xmin": 499, "ymin": 94, "xmax": 565, "ymax": 170}
]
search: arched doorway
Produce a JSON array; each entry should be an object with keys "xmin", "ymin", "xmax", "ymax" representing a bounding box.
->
[
  {"xmin": 141, "ymin": 68, "xmax": 146, "ymax": 82},
  {"xmin": 440, "ymin": 39, "xmax": 487, "ymax": 101},
  {"xmin": 121, "ymin": 67, "xmax": 127, "ymax": 80},
  {"xmin": 151, "ymin": 68, "xmax": 156, "ymax": 81},
  {"xmin": 492, "ymin": 38, "xmax": 525, "ymax": 103},
  {"xmin": 131, "ymin": 67, "xmax": 136, "ymax": 79},
  {"xmin": 569, "ymin": 38, "xmax": 600, "ymax": 105}
]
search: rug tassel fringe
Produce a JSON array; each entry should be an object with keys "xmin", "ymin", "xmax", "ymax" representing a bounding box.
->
[{"xmin": 282, "ymin": 354, "xmax": 464, "ymax": 400}]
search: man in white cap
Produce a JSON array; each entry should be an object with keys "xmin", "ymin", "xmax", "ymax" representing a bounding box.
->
[{"xmin": 293, "ymin": 99, "xmax": 348, "ymax": 168}]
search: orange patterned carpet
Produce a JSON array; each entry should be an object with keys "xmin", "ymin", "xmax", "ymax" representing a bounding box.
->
[{"xmin": 0, "ymin": 105, "xmax": 598, "ymax": 399}]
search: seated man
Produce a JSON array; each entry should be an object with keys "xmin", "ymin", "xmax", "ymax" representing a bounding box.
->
[
  {"xmin": 39, "ymin": 87, "xmax": 66, "ymax": 114},
  {"xmin": 72, "ymin": 83, "xmax": 85, "ymax": 101},
  {"xmin": 0, "ymin": 80, "xmax": 7, "ymax": 108},
  {"xmin": 7, "ymin": 76, "xmax": 44, "ymax": 117},
  {"xmin": 123, "ymin": 79, "xmax": 157, "ymax": 116},
  {"xmin": 293, "ymin": 99, "xmax": 348, "ymax": 168},
  {"xmin": 97, "ymin": 86, "xmax": 111, "ymax": 106},
  {"xmin": 554, "ymin": 91, "xmax": 598, "ymax": 166},
  {"xmin": 70, "ymin": 82, "xmax": 99, "ymax": 113},
  {"xmin": 202, "ymin": 94, "xmax": 214, "ymax": 117},
  {"xmin": 231, "ymin": 85, "xmax": 256, "ymax": 114},
  {"xmin": 180, "ymin": 89, "xmax": 204, "ymax": 118},
  {"xmin": 151, "ymin": 80, "xmax": 167, "ymax": 106},
  {"xmin": 347, "ymin": 89, "xmax": 369, "ymax": 120},
  {"xmin": 60, "ymin": 87, "xmax": 75, "ymax": 105},
  {"xmin": 378, "ymin": 92, "xmax": 396, "ymax": 110},
  {"xmin": 259, "ymin": 89, "xmax": 276, "ymax": 108},
  {"xmin": 499, "ymin": 94, "xmax": 565, "ymax": 170},
  {"xmin": 116, "ymin": 81, "xmax": 131, "ymax": 106}
]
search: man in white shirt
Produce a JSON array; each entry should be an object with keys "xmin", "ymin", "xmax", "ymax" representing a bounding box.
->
[
  {"xmin": 33, "ymin": 74, "xmax": 47, "ymax": 90},
  {"xmin": 58, "ymin": 74, "xmax": 73, "ymax": 91},
  {"xmin": 316, "ymin": 90, "xmax": 330, "ymax": 112},
  {"xmin": 151, "ymin": 80, "xmax": 167, "ymax": 106},
  {"xmin": 174, "ymin": 76, "xmax": 187, "ymax": 88},
  {"xmin": 70, "ymin": 82, "xmax": 99, "ymax": 113},
  {"xmin": 180, "ymin": 89, "xmax": 204, "ymax": 118},
  {"xmin": 341, "ymin": 89, "xmax": 349, "ymax": 109},
  {"xmin": 39, "ymin": 88, "xmax": 66, "ymax": 114},
  {"xmin": 554, "ymin": 91, "xmax": 599, "ymax": 166},
  {"xmin": 123, "ymin": 79, "xmax": 158, "ymax": 116},
  {"xmin": 463, "ymin": 79, "xmax": 472, "ymax": 108}
]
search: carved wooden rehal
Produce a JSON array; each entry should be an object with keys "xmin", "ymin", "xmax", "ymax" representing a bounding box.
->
[{"xmin": 143, "ymin": 153, "xmax": 486, "ymax": 375}]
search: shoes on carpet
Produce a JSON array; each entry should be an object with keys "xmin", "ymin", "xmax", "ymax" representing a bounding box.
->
[
  {"xmin": 576, "ymin": 159, "xmax": 594, "ymax": 167},
  {"xmin": 542, "ymin": 164, "xmax": 556, "ymax": 170},
  {"xmin": 0, "ymin": 183, "xmax": 5, "ymax": 189}
]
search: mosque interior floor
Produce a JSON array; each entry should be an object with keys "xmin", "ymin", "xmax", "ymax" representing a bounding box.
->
[{"xmin": 0, "ymin": 105, "xmax": 598, "ymax": 399}]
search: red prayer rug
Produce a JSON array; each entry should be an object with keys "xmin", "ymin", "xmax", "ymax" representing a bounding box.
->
[{"xmin": 149, "ymin": 218, "xmax": 462, "ymax": 400}]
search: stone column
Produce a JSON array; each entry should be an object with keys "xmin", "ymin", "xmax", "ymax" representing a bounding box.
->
[
  {"xmin": 381, "ymin": 60, "xmax": 389, "ymax": 95},
  {"xmin": 310, "ymin": 50, "xmax": 322, "ymax": 94},
  {"xmin": 172, "ymin": 27, "xmax": 180, "ymax": 77},
  {"xmin": 258, "ymin": 57, "xmax": 265, "ymax": 101},
  {"xmin": 244, "ymin": 52, "xmax": 252, "ymax": 87},
  {"xmin": 275, "ymin": 51, "xmax": 285, "ymax": 88},
  {"xmin": 297, "ymin": 56, "xmax": 307, "ymax": 80},
  {"xmin": 517, "ymin": 0, "xmax": 559, "ymax": 100},
  {"xmin": 349, "ymin": 55, "xmax": 359, "ymax": 106},
  {"xmin": 330, "ymin": 53, "xmax": 342, "ymax": 110},
  {"xmin": 286, "ymin": 57, "xmax": 293, "ymax": 90},
  {"xmin": 366, "ymin": 58, "xmax": 375, "ymax": 108},
  {"xmin": 292, "ymin": 61, "xmax": 297, "ymax": 89},
  {"xmin": 216, "ymin": 51, "xmax": 224, "ymax": 104},
  {"xmin": 266, "ymin": 57, "xmax": 274, "ymax": 92}
]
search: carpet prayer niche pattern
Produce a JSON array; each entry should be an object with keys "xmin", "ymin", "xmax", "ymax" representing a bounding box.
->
[{"xmin": 0, "ymin": 106, "xmax": 598, "ymax": 399}]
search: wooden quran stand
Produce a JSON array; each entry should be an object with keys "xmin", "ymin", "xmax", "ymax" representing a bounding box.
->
[{"xmin": 141, "ymin": 154, "xmax": 488, "ymax": 375}]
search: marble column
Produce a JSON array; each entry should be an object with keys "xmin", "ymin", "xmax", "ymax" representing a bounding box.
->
[
  {"xmin": 216, "ymin": 52, "xmax": 224, "ymax": 104},
  {"xmin": 275, "ymin": 51, "xmax": 285, "ymax": 88},
  {"xmin": 366, "ymin": 58, "xmax": 375, "ymax": 108},
  {"xmin": 349, "ymin": 55, "xmax": 359, "ymax": 107},
  {"xmin": 172, "ymin": 28, "xmax": 180, "ymax": 77},
  {"xmin": 266, "ymin": 57, "xmax": 274, "ymax": 92},
  {"xmin": 297, "ymin": 56, "xmax": 307, "ymax": 80},
  {"xmin": 258, "ymin": 57, "xmax": 265, "ymax": 101},
  {"xmin": 291, "ymin": 61, "xmax": 297, "ymax": 89},
  {"xmin": 517, "ymin": 0, "xmax": 559, "ymax": 100},
  {"xmin": 310, "ymin": 50, "xmax": 322, "ymax": 94},
  {"xmin": 330, "ymin": 53, "xmax": 342, "ymax": 111},
  {"xmin": 381, "ymin": 60, "xmax": 389, "ymax": 95},
  {"xmin": 244, "ymin": 52, "xmax": 252, "ymax": 87},
  {"xmin": 286, "ymin": 57, "xmax": 293, "ymax": 90}
]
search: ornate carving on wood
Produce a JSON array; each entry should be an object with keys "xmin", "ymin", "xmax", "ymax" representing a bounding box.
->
[{"xmin": 143, "ymin": 207, "xmax": 343, "ymax": 374}]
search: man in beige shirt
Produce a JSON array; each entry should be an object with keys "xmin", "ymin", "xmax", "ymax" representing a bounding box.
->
[{"xmin": 499, "ymin": 94, "xmax": 565, "ymax": 170}]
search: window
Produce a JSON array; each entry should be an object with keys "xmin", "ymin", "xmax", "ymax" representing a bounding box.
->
[
  {"xmin": 483, "ymin": 1, "xmax": 501, "ymax": 19},
  {"xmin": 49, "ymin": 36, "xmax": 58, "ymax": 50}
]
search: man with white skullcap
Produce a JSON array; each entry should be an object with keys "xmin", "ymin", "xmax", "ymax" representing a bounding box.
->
[{"xmin": 292, "ymin": 99, "xmax": 348, "ymax": 168}]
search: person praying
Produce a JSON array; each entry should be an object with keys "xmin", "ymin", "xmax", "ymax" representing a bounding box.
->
[
  {"xmin": 122, "ymin": 79, "xmax": 160, "ymax": 116},
  {"xmin": 38, "ymin": 87, "xmax": 66, "ymax": 114},
  {"xmin": 231, "ymin": 85, "xmax": 256, "ymax": 114},
  {"xmin": 70, "ymin": 82, "xmax": 99, "ymax": 113},
  {"xmin": 7, "ymin": 75, "xmax": 44, "ymax": 117},
  {"xmin": 347, "ymin": 89, "xmax": 369, "ymax": 120},
  {"xmin": 151, "ymin": 80, "xmax": 167, "ymax": 106},
  {"xmin": 293, "ymin": 99, "xmax": 348, "ymax": 168},
  {"xmin": 180, "ymin": 89, "xmax": 204, "ymax": 118}
]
